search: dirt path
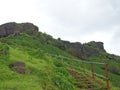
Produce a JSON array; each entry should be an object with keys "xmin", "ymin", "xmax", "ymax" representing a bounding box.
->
[{"xmin": 68, "ymin": 69, "xmax": 105, "ymax": 90}]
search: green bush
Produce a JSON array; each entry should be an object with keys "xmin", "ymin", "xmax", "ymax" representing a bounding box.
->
[
  {"xmin": 52, "ymin": 75, "xmax": 74, "ymax": 90},
  {"xmin": 28, "ymin": 48, "xmax": 46, "ymax": 60},
  {"xmin": 53, "ymin": 59, "xmax": 64, "ymax": 67},
  {"xmin": 0, "ymin": 42, "xmax": 9, "ymax": 60},
  {"xmin": 54, "ymin": 67, "xmax": 69, "ymax": 76},
  {"xmin": 52, "ymin": 67, "xmax": 75, "ymax": 90},
  {"xmin": 109, "ymin": 66, "xmax": 120, "ymax": 75}
]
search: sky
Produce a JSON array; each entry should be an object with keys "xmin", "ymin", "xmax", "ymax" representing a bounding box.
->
[{"xmin": 0, "ymin": 0, "xmax": 120, "ymax": 55}]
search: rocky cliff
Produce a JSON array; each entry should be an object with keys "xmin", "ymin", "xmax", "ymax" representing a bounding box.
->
[
  {"xmin": 0, "ymin": 22, "xmax": 117, "ymax": 61},
  {"xmin": 57, "ymin": 41, "xmax": 106, "ymax": 59},
  {"xmin": 0, "ymin": 22, "xmax": 38, "ymax": 37}
]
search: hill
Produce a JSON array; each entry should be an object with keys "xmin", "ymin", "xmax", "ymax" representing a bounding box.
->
[{"xmin": 0, "ymin": 22, "xmax": 120, "ymax": 90}]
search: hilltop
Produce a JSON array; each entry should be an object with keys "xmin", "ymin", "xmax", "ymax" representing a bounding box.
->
[
  {"xmin": 0, "ymin": 22, "xmax": 119, "ymax": 62},
  {"xmin": 0, "ymin": 22, "xmax": 120, "ymax": 90},
  {"xmin": 0, "ymin": 22, "xmax": 38, "ymax": 37}
]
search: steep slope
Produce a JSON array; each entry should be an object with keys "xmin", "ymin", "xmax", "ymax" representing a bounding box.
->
[
  {"xmin": 0, "ymin": 22, "xmax": 120, "ymax": 89},
  {"xmin": 0, "ymin": 33, "xmax": 106, "ymax": 90}
]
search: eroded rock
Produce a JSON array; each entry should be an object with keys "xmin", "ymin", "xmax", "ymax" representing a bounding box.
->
[{"xmin": 0, "ymin": 22, "xmax": 38, "ymax": 37}]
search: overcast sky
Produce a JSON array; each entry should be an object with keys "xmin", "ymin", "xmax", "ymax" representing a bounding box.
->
[{"xmin": 0, "ymin": 0, "xmax": 120, "ymax": 55}]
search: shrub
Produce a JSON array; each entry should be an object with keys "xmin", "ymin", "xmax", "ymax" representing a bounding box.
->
[
  {"xmin": 52, "ymin": 67, "xmax": 75, "ymax": 90},
  {"xmin": 52, "ymin": 75, "xmax": 74, "ymax": 90},
  {"xmin": 109, "ymin": 66, "xmax": 120, "ymax": 75},
  {"xmin": 53, "ymin": 59, "xmax": 64, "ymax": 67},
  {"xmin": 0, "ymin": 42, "xmax": 9, "ymax": 60}
]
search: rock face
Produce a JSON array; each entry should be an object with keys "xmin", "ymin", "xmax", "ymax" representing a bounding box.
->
[
  {"xmin": 63, "ymin": 41, "xmax": 85, "ymax": 59},
  {"xmin": 57, "ymin": 41, "xmax": 106, "ymax": 59},
  {"xmin": 82, "ymin": 41, "xmax": 105, "ymax": 58},
  {"xmin": 0, "ymin": 22, "xmax": 106, "ymax": 60},
  {"xmin": 0, "ymin": 22, "xmax": 38, "ymax": 37}
]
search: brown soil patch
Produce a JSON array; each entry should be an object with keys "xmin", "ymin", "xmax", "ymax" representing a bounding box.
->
[
  {"xmin": 67, "ymin": 69, "xmax": 105, "ymax": 90},
  {"xmin": 68, "ymin": 69, "xmax": 79, "ymax": 77},
  {"xmin": 9, "ymin": 61, "xmax": 26, "ymax": 74}
]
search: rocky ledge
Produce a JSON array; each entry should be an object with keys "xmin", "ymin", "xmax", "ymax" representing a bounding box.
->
[{"xmin": 0, "ymin": 22, "xmax": 38, "ymax": 37}]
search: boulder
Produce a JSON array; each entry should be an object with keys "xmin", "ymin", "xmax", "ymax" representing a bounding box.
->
[{"xmin": 0, "ymin": 22, "xmax": 38, "ymax": 37}]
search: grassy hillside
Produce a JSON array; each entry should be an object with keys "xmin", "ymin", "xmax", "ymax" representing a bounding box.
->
[{"xmin": 0, "ymin": 33, "xmax": 119, "ymax": 90}]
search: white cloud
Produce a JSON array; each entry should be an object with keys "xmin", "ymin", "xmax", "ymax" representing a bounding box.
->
[{"xmin": 0, "ymin": 0, "xmax": 120, "ymax": 55}]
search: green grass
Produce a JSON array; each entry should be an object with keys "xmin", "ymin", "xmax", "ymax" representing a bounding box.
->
[
  {"xmin": 0, "ymin": 33, "xmax": 119, "ymax": 89},
  {"xmin": 0, "ymin": 34, "xmax": 76, "ymax": 90},
  {"xmin": 88, "ymin": 56, "xmax": 120, "ymax": 88}
]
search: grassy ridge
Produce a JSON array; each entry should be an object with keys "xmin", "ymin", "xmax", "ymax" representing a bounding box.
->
[
  {"xmin": 0, "ymin": 34, "xmax": 76, "ymax": 90},
  {"xmin": 0, "ymin": 33, "xmax": 119, "ymax": 89}
]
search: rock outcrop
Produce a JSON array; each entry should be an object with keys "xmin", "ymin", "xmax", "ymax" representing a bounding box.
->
[
  {"xmin": 0, "ymin": 22, "xmax": 107, "ymax": 60},
  {"xmin": 56, "ymin": 41, "xmax": 106, "ymax": 59},
  {"xmin": 82, "ymin": 41, "xmax": 105, "ymax": 58},
  {"xmin": 0, "ymin": 22, "xmax": 38, "ymax": 37}
]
